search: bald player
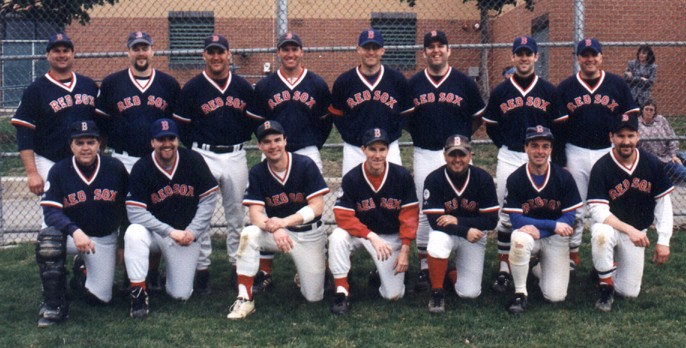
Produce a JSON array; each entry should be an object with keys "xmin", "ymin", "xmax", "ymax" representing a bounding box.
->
[
  {"xmin": 504, "ymin": 126, "xmax": 582, "ymax": 314},
  {"xmin": 173, "ymin": 34, "xmax": 257, "ymax": 293},
  {"xmin": 587, "ymin": 114, "xmax": 673, "ymax": 312},
  {"xmin": 482, "ymin": 36, "xmax": 563, "ymax": 293},
  {"xmin": 329, "ymin": 28, "xmax": 413, "ymax": 175},
  {"xmin": 407, "ymin": 30, "xmax": 485, "ymax": 292},
  {"xmin": 558, "ymin": 38, "xmax": 640, "ymax": 274},
  {"xmin": 423, "ymin": 135, "xmax": 499, "ymax": 314},
  {"xmin": 36, "ymin": 121, "xmax": 127, "ymax": 327},
  {"xmin": 124, "ymin": 118, "xmax": 218, "ymax": 318}
]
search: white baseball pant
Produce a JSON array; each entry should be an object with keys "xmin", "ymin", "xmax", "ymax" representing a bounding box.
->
[
  {"xmin": 124, "ymin": 224, "xmax": 201, "ymax": 300},
  {"xmin": 111, "ymin": 151, "xmax": 139, "ymax": 173},
  {"xmin": 66, "ymin": 232, "xmax": 117, "ymax": 302},
  {"xmin": 413, "ymin": 147, "xmax": 446, "ymax": 249},
  {"xmin": 236, "ymin": 224, "xmax": 327, "ymax": 302},
  {"xmin": 194, "ymin": 145, "xmax": 249, "ymax": 268},
  {"xmin": 328, "ymin": 228, "xmax": 406, "ymax": 300},
  {"xmin": 565, "ymin": 144, "xmax": 611, "ymax": 250},
  {"xmin": 509, "ymin": 230, "xmax": 570, "ymax": 302},
  {"xmin": 591, "ymin": 223, "xmax": 645, "ymax": 298},
  {"xmin": 427, "ymin": 230, "xmax": 487, "ymax": 298},
  {"xmin": 342, "ymin": 141, "xmax": 402, "ymax": 176},
  {"xmin": 35, "ymin": 154, "xmax": 56, "ymax": 229}
]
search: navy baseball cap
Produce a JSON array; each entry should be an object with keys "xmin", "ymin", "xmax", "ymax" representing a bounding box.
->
[
  {"xmin": 612, "ymin": 113, "xmax": 639, "ymax": 133},
  {"xmin": 69, "ymin": 120, "xmax": 100, "ymax": 140},
  {"xmin": 358, "ymin": 29, "xmax": 384, "ymax": 47},
  {"xmin": 361, "ymin": 128, "xmax": 390, "ymax": 147},
  {"xmin": 444, "ymin": 134, "xmax": 471, "ymax": 155},
  {"xmin": 577, "ymin": 37, "xmax": 602, "ymax": 55},
  {"xmin": 277, "ymin": 32, "xmax": 302, "ymax": 49},
  {"xmin": 256, "ymin": 120, "xmax": 286, "ymax": 142},
  {"xmin": 150, "ymin": 118, "xmax": 179, "ymax": 139},
  {"xmin": 46, "ymin": 33, "xmax": 74, "ymax": 52},
  {"xmin": 127, "ymin": 31, "xmax": 153, "ymax": 48},
  {"xmin": 424, "ymin": 30, "xmax": 448, "ymax": 47},
  {"xmin": 525, "ymin": 125, "xmax": 554, "ymax": 143},
  {"xmin": 512, "ymin": 36, "xmax": 537, "ymax": 54},
  {"xmin": 204, "ymin": 34, "xmax": 229, "ymax": 51}
]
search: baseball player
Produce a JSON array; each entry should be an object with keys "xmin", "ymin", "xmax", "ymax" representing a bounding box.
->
[
  {"xmin": 328, "ymin": 128, "xmax": 419, "ymax": 315},
  {"xmin": 36, "ymin": 121, "xmax": 127, "ymax": 327},
  {"xmin": 587, "ymin": 114, "xmax": 673, "ymax": 312},
  {"xmin": 226, "ymin": 121, "xmax": 329, "ymax": 320},
  {"xmin": 124, "ymin": 118, "xmax": 218, "ymax": 318},
  {"xmin": 482, "ymin": 36, "xmax": 563, "ymax": 292},
  {"xmin": 247, "ymin": 31, "xmax": 332, "ymax": 171},
  {"xmin": 11, "ymin": 33, "xmax": 97, "ymax": 197},
  {"xmin": 329, "ymin": 28, "xmax": 413, "ymax": 175},
  {"xmin": 558, "ymin": 38, "xmax": 640, "ymax": 274},
  {"xmin": 407, "ymin": 30, "xmax": 486, "ymax": 292},
  {"xmin": 96, "ymin": 31, "xmax": 181, "ymax": 294},
  {"xmin": 173, "ymin": 34, "xmax": 258, "ymax": 293},
  {"xmin": 503, "ymin": 126, "xmax": 582, "ymax": 314},
  {"xmin": 423, "ymin": 135, "xmax": 499, "ymax": 314}
]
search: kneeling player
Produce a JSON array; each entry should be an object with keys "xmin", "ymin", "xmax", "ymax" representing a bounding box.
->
[
  {"xmin": 588, "ymin": 114, "xmax": 673, "ymax": 312},
  {"xmin": 423, "ymin": 135, "xmax": 498, "ymax": 314},
  {"xmin": 504, "ymin": 126, "xmax": 581, "ymax": 314},
  {"xmin": 36, "ymin": 121, "xmax": 128, "ymax": 327},
  {"xmin": 227, "ymin": 121, "xmax": 329, "ymax": 320},
  {"xmin": 328, "ymin": 128, "xmax": 419, "ymax": 314}
]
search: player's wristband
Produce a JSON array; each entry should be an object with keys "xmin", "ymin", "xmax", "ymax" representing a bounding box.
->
[{"xmin": 297, "ymin": 206, "xmax": 316, "ymax": 224}]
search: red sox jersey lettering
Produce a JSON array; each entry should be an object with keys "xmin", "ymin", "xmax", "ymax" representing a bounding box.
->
[
  {"xmin": 49, "ymin": 94, "xmax": 96, "ymax": 112},
  {"xmin": 566, "ymin": 94, "xmax": 619, "ymax": 113},
  {"xmin": 443, "ymin": 198, "xmax": 478, "ymax": 213},
  {"xmin": 116, "ymin": 95, "xmax": 169, "ymax": 113},
  {"xmin": 150, "ymin": 184, "xmax": 195, "ymax": 204},
  {"xmin": 200, "ymin": 96, "xmax": 247, "ymax": 115},
  {"xmin": 265, "ymin": 192, "xmax": 306, "ymax": 207},
  {"xmin": 356, "ymin": 197, "xmax": 376, "ymax": 211},
  {"xmin": 412, "ymin": 92, "xmax": 464, "ymax": 107},
  {"xmin": 346, "ymin": 90, "xmax": 398, "ymax": 110},
  {"xmin": 268, "ymin": 90, "xmax": 316, "ymax": 110},
  {"xmin": 609, "ymin": 178, "xmax": 652, "ymax": 200},
  {"xmin": 522, "ymin": 197, "xmax": 562, "ymax": 215},
  {"xmin": 499, "ymin": 96, "xmax": 550, "ymax": 114}
]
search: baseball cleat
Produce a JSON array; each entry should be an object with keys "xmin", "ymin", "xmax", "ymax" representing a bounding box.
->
[
  {"xmin": 414, "ymin": 269, "xmax": 430, "ymax": 293},
  {"xmin": 368, "ymin": 270, "xmax": 381, "ymax": 289},
  {"xmin": 331, "ymin": 292, "xmax": 350, "ymax": 315},
  {"xmin": 194, "ymin": 269, "xmax": 212, "ymax": 295},
  {"xmin": 252, "ymin": 271, "xmax": 273, "ymax": 293},
  {"xmin": 146, "ymin": 270, "xmax": 163, "ymax": 294},
  {"xmin": 595, "ymin": 284, "xmax": 614, "ymax": 312},
  {"xmin": 491, "ymin": 272, "xmax": 512, "ymax": 293},
  {"xmin": 129, "ymin": 286, "xmax": 149, "ymax": 318},
  {"xmin": 37, "ymin": 303, "xmax": 69, "ymax": 328},
  {"xmin": 227, "ymin": 297, "xmax": 255, "ymax": 320},
  {"xmin": 507, "ymin": 293, "xmax": 528, "ymax": 314},
  {"xmin": 428, "ymin": 289, "xmax": 445, "ymax": 314},
  {"xmin": 69, "ymin": 255, "xmax": 87, "ymax": 292}
]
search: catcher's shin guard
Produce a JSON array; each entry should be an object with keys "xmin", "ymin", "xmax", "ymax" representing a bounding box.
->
[{"xmin": 36, "ymin": 227, "xmax": 68, "ymax": 309}]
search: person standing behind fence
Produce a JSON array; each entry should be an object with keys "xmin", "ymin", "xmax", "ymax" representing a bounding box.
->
[
  {"xmin": 329, "ymin": 29, "xmax": 413, "ymax": 176},
  {"xmin": 11, "ymin": 33, "xmax": 98, "ymax": 197},
  {"xmin": 406, "ymin": 30, "xmax": 485, "ymax": 293},
  {"xmin": 173, "ymin": 34, "xmax": 258, "ymax": 293},
  {"xmin": 637, "ymin": 99, "xmax": 686, "ymax": 184},
  {"xmin": 624, "ymin": 45, "xmax": 656, "ymax": 107}
]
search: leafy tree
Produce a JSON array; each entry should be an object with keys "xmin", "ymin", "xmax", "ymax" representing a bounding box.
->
[{"xmin": 0, "ymin": 0, "xmax": 119, "ymax": 26}]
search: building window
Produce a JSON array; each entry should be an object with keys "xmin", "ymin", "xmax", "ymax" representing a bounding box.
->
[
  {"xmin": 371, "ymin": 12, "xmax": 417, "ymax": 71},
  {"xmin": 168, "ymin": 11, "xmax": 214, "ymax": 68}
]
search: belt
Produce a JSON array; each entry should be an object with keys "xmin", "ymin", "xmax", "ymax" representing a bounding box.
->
[
  {"xmin": 288, "ymin": 220, "xmax": 323, "ymax": 232},
  {"xmin": 194, "ymin": 142, "xmax": 243, "ymax": 154}
]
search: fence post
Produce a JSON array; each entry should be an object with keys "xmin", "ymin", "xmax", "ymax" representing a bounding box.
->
[{"xmin": 0, "ymin": 179, "xmax": 4, "ymax": 246}]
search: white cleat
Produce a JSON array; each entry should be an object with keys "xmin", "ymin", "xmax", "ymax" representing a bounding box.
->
[{"xmin": 227, "ymin": 297, "xmax": 255, "ymax": 320}]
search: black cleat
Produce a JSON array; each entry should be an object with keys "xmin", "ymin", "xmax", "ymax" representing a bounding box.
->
[
  {"xmin": 331, "ymin": 292, "xmax": 350, "ymax": 315},
  {"xmin": 194, "ymin": 270, "xmax": 212, "ymax": 295},
  {"xmin": 146, "ymin": 269, "xmax": 163, "ymax": 294},
  {"xmin": 37, "ymin": 303, "xmax": 69, "ymax": 328},
  {"xmin": 368, "ymin": 270, "xmax": 381, "ymax": 289},
  {"xmin": 129, "ymin": 286, "xmax": 149, "ymax": 318},
  {"xmin": 492, "ymin": 272, "xmax": 512, "ymax": 293},
  {"xmin": 252, "ymin": 271, "xmax": 273, "ymax": 294},
  {"xmin": 595, "ymin": 284, "xmax": 614, "ymax": 312},
  {"xmin": 428, "ymin": 289, "xmax": 445, "ymax": 314},
  {"xmin": 414, "ymin": 269, "xmax": 430, "ymax": 293},
  {"xmin": 507, "ymin": 293, "xmax": 528, "ymax": 314},
  {"xmin": 69, "ymin": 255, "xmax": 87, "ymax": 292}
]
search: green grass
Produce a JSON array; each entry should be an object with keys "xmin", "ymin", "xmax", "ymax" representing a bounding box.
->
[{"xmin": 1, "ymin": 231, "xmax": 685, "ymax": 347}]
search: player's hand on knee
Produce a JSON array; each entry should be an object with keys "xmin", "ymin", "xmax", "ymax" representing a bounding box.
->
[
  {"xmin": 367, "ymin": 232, "xmax": 392, "ymax": 261},
  {"xmin": 520, "ymin": 225, "xmax": 540, "ymax": 240},
  {"xmin": 169, "ymin": 229, "xmax": 189, "ymax": 246},
  {"xmin": 73, "ymin": 229, "xmax": 95, "ymax": 254},
  {"xmin": 652, "ymin": 244, "xmax": 670, "ymax": 265},
  {"xmin": 181, "ymin": 230, "xmax": 196, "ymax": 245},
  {"xmin": 554, "ymin": 222, "xmax": 573, "ymax": 237},
  {"xmin": 393, "ymin": 245, "xmax": 410, "ymax": 274},
  {"xmin": 27, "ymin": 172, "xmax": 44, "ymax": 195},
  {"xmin": 437, "ymin": 215, "xmax": 458, "ymax": 227},
  {"xmin": 466, "ymin": 228, "xmax": 484, "ymax": 243},
  {"xmin": 273, "ymin": 229, "xmax": 294, "ymax": 253},
  {"xmin": 265, "ymin": 217, "xmax": 287, "ymax": 232},
  {"xmin": 628, "ymin": 229, "xmax": 649, "ymax": 248}
]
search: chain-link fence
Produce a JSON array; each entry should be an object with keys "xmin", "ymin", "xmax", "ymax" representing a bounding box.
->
[{"xmin": 2, "ymin": 0, "xmax": 686, "ymax": 244}]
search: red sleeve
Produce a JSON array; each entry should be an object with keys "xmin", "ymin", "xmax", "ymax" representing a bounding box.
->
[
  {"xmin": 333, "ymin": 208, "xmax": 370, "ymax": 238},
  {"xmin": 399, "ymin": 204, "xmax": 419, "ymax": 245}
]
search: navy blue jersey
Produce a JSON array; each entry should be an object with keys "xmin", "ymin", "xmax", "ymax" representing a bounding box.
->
[
  {"xmin": 41, "ymin": 155, "xmax": 128, "ymax": 237},
  {"xmin": 334, "ymin": 162, "xmax": 418, "ymax": 235},
  {"xmin": 329, "ymin": 65, "xmax": 412, "ymax": 145},
  {"xmin": 173, "ymin": 71, "xmax": 257, "ymax": 148},
  {"xmin": 11, "ymin": 72, "xmax": 97, "ymax": 162},
  {"xmin": 423, "ymin": 165, "xmax": 499, "ymax": 236},
  {"xmin": 483, "ymin": 75, "xmax": 563, "ymax": 152},
  {"xmin": 503, "ymin": 162, "xmax": 582, "ymax": 221},
  {"xmin": 243, "ymin": 152, "xmax": 329, "ymax": 218},
  {"xmin": 407, "ymin": 67, "xmax": 485, "ymax": 150},
  {"xmin": 96, "ymin": 68, "xmax": 180, "ymax": 157},
  {"xmin": 558, "ymin": 71, "xmax": 639, "ymax": 149},
  {"xmin": 587, "ymin": 149, "xmax": 673, "ymax": 231},
  {"xmin": 247, "ymin": 69, "xmax": 332, "ymax": 151},
  {"xmin": 126, "ymin": 148, "xmax": 219, "ymax": 229}
]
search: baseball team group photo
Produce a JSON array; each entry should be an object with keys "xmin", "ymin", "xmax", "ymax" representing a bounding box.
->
[{"xmin": 1, "ymin": 0, "xmax": 685, "ymax": 346}]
